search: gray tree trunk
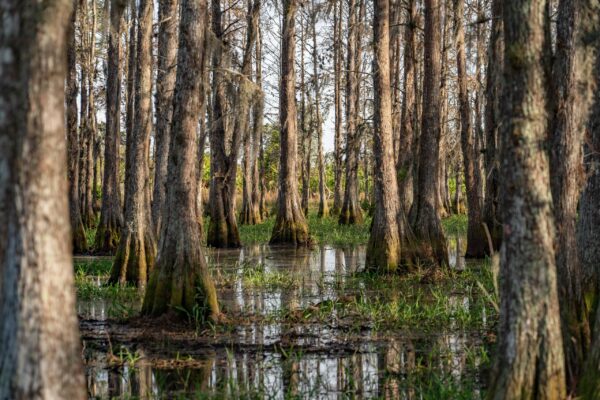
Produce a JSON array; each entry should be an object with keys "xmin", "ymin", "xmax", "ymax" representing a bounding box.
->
[
  {"xmin": 111, "ymin": 0, "xmax": 157, "ymax": 286},
  {"xmin": 270, "ymin": 0, "xmax": 310, "ymax": 245},
  {"xmin": 410, "ymin": 0, "xmax": 449, "ymax": 268},
  {"xmin": 548, "ymin": 0, "xmax": 599, "ymax": 390},
  {"xmin": 151, "ymin": 0, "xmax": 179, "ymax": 235},
  {"xmin": 67, "ymin": 0, "xmax": 89, "ymax": 254},
  {"xmin": 96, "ymin": 0, "xmax": 126, "ymax": 254},
  {"xmin": 143, "ymin": 0, "xmax": 220, "ymax": 319},
  {"xmin": 367, "ymin": 0, "xmax": 402, "ymax": 272},
  {"xmin": 487, "ymin": 0, "xmax": 566, "ymax": 397},
  {"xmin": 454, "ymin": 0, "xmax": 487, "ymax": 257},
  {"xmin": 0, "ymin": 2, "xmax": 87, "ymax": 398}
]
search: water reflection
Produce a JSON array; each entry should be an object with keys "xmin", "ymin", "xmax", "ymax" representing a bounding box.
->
[
  {"xmin": 82, "ymin": 240, "xmax": 487, "ymax": 399},
  {"xmin": 85, "ymin": 332, "xmax": 478, "ymax": 399}
]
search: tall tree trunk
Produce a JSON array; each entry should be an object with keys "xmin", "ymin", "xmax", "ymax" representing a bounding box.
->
[
  {"xmin": 579, "ymin": 39, "xmax": 600, "ymax": 398},
  {"xmin": 300, "ymin": 21, "xmax": 310, "ymax": 217},
  {"xmin": 270, "ymin": 0, "xmax": 310, "ymax": 245},
  {"xmin": 549, "ymin": 0, "xmax": 599, "ymax": 391},
  {"xmin": 96, "ymin": 0, "xmax": 126, "ymax": 254},
  {"xmin": 251, "ymin": 27, "xmax": 265, "ymax": 222},
  {"xmin": 67, "ymin": 0, "xmax": 89, "ymax": 254},
  {"xmin": 124, "ymin": 0, "xmax": 137, "ymax": 212},
  {"xmin": 143, "ymin": 0, "xmax": 220, "ymax": 320},
  {"xmin": 397, "ymin": 0, "xmax": 416, "ymax": 213},
  {"xmin": 207, "ymin": 0, "xmax": 242, "ymax": 248},
  {"xmin": 487, "ymin": 0, "xmax": 566, "ymax": 397},
  {"xmin": 332, "ymin": 0, "xmax": 344, "ymax": 215},
  {"xmin": 0, "ymin": 1, "xmax": 86, "ymax": 397},
  {"xmin": 111, "ymin": 0, "xmax": 157, "ymax": 286},
  {"xmin": 311, "ymin": 0, "xmax": 328, "ymax": 218},
  {"xmin": 151, "ymin": 0, "xmax": 179, "ymax": 235},
  {"xmin": 483, "ymin": 0, "xmax": 503, "ymax": 249},
  {"xmin": 339, "ymin": 0, "xmax": 364, "ymax": 225},
  {"xmin": 454, "ymin": 0, "xmax": 486, "ymax": 257},
  {"xmin": 83, "ymin": 0, "xmax": 98, "ymax": 228},
  {"xmin": 367, "ymin": 0, "xmax": 402, "ymax": 272},
  {"xmin": 410, "ymin": 0, "xmax": 448, "ymax": 268},
  {"xmin": 240, "ymin": 0, "xmax": 262, "ymax": 225}
]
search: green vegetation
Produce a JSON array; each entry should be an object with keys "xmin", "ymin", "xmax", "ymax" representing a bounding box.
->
[{"xmin": 442, "ymin": 214, "xmax": 468, "ymax": 236}]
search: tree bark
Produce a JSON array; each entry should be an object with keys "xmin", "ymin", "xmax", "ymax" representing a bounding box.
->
[
  {"xmin": 143, "ymin": 0, "xmax": 220, "ymax": 320},
  {"xmin": 410, "ymin": 0, "xmax": 448, "ymax": 268},
  {"xmin": 111, "ymin": 0, "xmax": 157, "ymax": 286},
  {"xmin": 124, "ymin": 0, "xmax": 137, "ymax": 211},
  {"xmin": 548, "ymin": 0, "xmax": 598, "ymax": 390},
  {"xmin": 367, "ymin": 0, "xmax": 402, "ymax": 272},
  {"xmin": 207, "ymin": 0, "xmax": 242, "ymax": 248},
  {"xmin": 454, "ymin": 0, "xmax": 487, "ymax": 257},
  {"xmin": 332, "ymin": 0, "xmax": 344, "ymax": 215},
  {"xmin": 311, "ymin": 0, "xmax": 328, "ymax": 218},
  {"xmin": 580, "ymin": 56, "xmax": 600, "ymax": 392},
  {"xmin": 240, "ymin": 0, "xmax": 262, "ymax": 226},
  {"xmin": 0, "ymin": 1, "xmax": 86, "ymax": 397},
  {"xmin": 251, "ymin": 27, "xmax": 265, "ymax": 222},
  {"xmin": 270, "ymin": 0, "xmax": 310, "ymax": 245},
  {"xmin": 151, "ymin": 0, "xmax": 179, "ymax": 235},
  {"xmin": 339, "ymin": 0, "xmax": 364, "ymax": 225},
  {"xmin": 397, "ymin": 0, "xmax": 416, "ymax": 213},
  {"xmin": 96, "ymin": 0, "xmax": 126, "ymax": 254},
  {"xmin": 487, "ymin": 0, "xmax": 566, "ymax": 397},
  {"xmin": 483, "ymin": 0, "xmax": 503, "ymax": 249},
  {"xmin": 67, "ymin": 0, "xmax": 89, "ymax": 254}
]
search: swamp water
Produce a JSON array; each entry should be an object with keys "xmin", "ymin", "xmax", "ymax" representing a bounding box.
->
[{"xmin": 78, "ymin": 237, "xmax": 496, "ymax": 399}]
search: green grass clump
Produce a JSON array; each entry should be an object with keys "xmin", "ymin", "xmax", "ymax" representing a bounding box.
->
[
  {"xmin": 442, "ymin": 214, "xmax": 468, "ymax": 236},
  {"xmin": 241, "ymin": 262, "xmax": 298, "ymax": 289},
  {"xmin": 74, "ymin": 258, "xmax": 113, "ymax": 276}
]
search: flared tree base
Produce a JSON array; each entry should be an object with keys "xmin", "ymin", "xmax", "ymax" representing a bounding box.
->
[
  {"xmin": 109, "ymin": 228, "xmax": 156, "ymax": 287},
  {"xmin": 338, "ymin": 202, "xmax": 363, "ymax": 225},
  {"xmin": 142, "ymin": 245, "xmax": 220, "ymax": 320},
  {"xmin": 72, "ymin": 220, "xmax": 88, "ymax": 254},
  {"xmin": 410, "ymin": 204, "xmax": 448, "ymax": 268},
  {"xmin": 465, "ymin": 221, "xmax": 489, "ymax": 259},
  {"xmin": 239, "ymin": 205, "xmax": 262, "ymax": 226},
  {"xmin": 270, "ymin": 216, "xmax": 310, "ymax": 246},
  {"xmin": 207, "ymin": 217, "xmax": 241, "ymax": 248},
  {"xmin": 95, "ymin": 219, "xmax": 120, "ymax": 254}
]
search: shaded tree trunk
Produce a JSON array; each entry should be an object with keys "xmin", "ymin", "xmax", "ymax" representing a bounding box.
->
[
  {"xmin": 124, "ymin": 0, "xmax": 137, "ymax": 211},
  {"xmin": 151, "ymin": 0, "xmax": 179, "ymax": 235},
  {"xmin": 67, "ymin": 0, "xmax": 89, "ymax": 254},
  {"xmin": 487, "ymin": 0, "xmax": 566, "ymax": 397},
  {"xmin": 454, "ymin": 0, "xmax": 486, "ymax": 257},
  {"xmin": 548, "ymin": 0, "xmax": 598, "ymax": 390},
  {"xmin": 0, "ymin": 1, "xmax": 86, "ymax": 397},
  {"xmin": 311, "ymin": 0, "xmax": 328, "ymax": 218},
  {"xmin": 367, "ymin": 0, "xmax": 402, "ymax": 272},
  {"xmin": 332, "ymin": 0, "xmax": 344, "ymax": 215},
  {"xmin": 397, "ymin": 0, "xmax": 416, "ymax": 213},
  {"xmin": 580, "ymin": 46, "xmax": 600, "ymax": 392},
  {"xmin": 207, "ymin": 0, "xmax": 242, "ymax": 248},
  {"xmin": 270, "ymin": 0, "xmax": 310, "ymax": 245},
  {"xmin": 240, "ymin": 0, "xmax": 262, "ymax": 225},
  {"xmin": 111, "ymin": 0, "xmax": 157, "ymax": 286},
  {"xmin": 483, "ymin": 0, "xmax": 503, "ymax": 249},
  {"xmin": 143, "ymin": 0, "xmax": 220, "ymax": 319},
  {"xmin": 96, "ymin": 0, "xmax": 126, "ymax": 254},
  {"xmin": 410, "ymin": 0, "xmax": 448, "ymax": 268},
  {"xmin": 251, "ymin": 27, "xmax": 265, "ymax": 222},
  {"xmin": 339, "ymin": 0, "xmax": 364, "ymax": 225}
]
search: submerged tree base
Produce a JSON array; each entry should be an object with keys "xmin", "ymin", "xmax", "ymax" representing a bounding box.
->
[
  {"xmin": 207, "ymin": 218, "xmax": 241, "ymax": 248},
  {"xmin": 110, "ymin": 229, "xmax": 156, "ymax": 287}
]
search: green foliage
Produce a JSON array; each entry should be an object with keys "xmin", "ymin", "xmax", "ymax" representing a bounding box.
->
[{"xmin": 442, "ymin": 214, "xmax": 468, "ymax": 236}]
